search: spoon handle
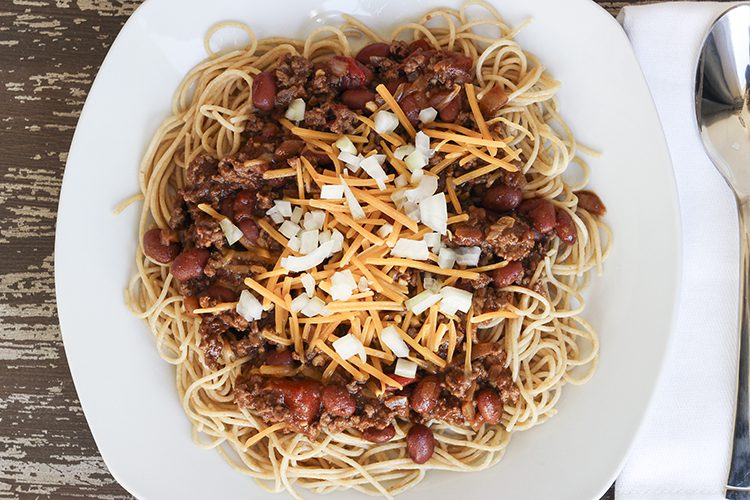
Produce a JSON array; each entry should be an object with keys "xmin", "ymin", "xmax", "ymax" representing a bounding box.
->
[{"xmin": 727, "ymin": 201, "xmax": 750, "ymax": 498}]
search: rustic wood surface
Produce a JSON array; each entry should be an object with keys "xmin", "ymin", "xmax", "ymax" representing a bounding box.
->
[{"xmin": 0, "ymin": 0, "xmax": 708, "ymax": 498}]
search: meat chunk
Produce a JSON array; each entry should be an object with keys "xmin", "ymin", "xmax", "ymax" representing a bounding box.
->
[{"xmin": 485, "ymin": 216, "xmax": 535, "ymax": 261}]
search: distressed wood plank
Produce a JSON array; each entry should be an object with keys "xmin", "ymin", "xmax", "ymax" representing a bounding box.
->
[{"xmin": 0, "ymin": 0, "xmax": 720, "ymax": 498}]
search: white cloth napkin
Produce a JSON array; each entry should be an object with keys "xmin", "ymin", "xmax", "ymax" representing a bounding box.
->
[{"xmin": 616, "ymin": 3, "xmax": 741, "ymax": 499}]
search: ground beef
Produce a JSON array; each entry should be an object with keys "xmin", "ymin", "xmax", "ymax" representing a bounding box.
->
[
  {"xmin": 274, "ymin": 54, "xmax": 313, "ymax": 88},
  {"xmin": 485, "ymin": 216, "xmax": 535, "ymax": 261}
]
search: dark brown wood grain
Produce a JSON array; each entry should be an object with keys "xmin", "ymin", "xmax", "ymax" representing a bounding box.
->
[{"xmin": 0, "ymin": 0, "xmax": 709, "ymax": 498}]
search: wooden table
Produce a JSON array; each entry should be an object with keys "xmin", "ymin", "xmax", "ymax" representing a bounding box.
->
[{"xmin": 0, "ymin": 1, "xmax": 686, "ymax": 497}]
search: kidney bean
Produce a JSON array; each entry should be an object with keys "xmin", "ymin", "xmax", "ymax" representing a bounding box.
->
[
  {"xmin": 321, "ymin": 384, "xmax": 356, "ymax": 417},
  {"xmin": 170, "ymin": 248, "xmax": 210, "ymax": 281},
  {"xmin": 491, "ymin": 261, "xmax": 524, "ymax": 288},
  {"xmin": 203, "ymin": 285, "xmax": 237, "ymax": 302},
  {"xmin": 389, "ymin": 375, "xmax": 417, "ymax": 387},
  {"xmin": 271, "ymin": 378, "xmax": 322, "ymax": 423},
  {"xmin": 479, "ymin": 85, "xmax": 509, "ymax": 117},
  {"xmin": 476, "ymin": 388, "xmax": 504, "ymax": 425},
  {"xmin": 555, "ymin": 208, "xmax": 577, "ymax": 244},
  {"xmin": 232, "ymin": 190, "xmax": 257, "ymax": 222},
  {"xmin": 575, "ymin": 190, "xmax": 607, "ymax": 216},
  {"xmin": 143, "ymin": 228, "xmax": 181, "ymax": 264},
  {"xmin": 237, "ymin": 219, "xmax": 259, "ymax": 244},
  {"xmin": 453, "ymin": 224, "xmax": 484, "ymax": 247},
  {"xmin": 482, "ymin": 185, "xmax": 523, "ymax": 212},
  {"xmin": 399, "ymin": 93, "xmax": 421, "ymax": 124},
  {"xmin": 410, "ymin": 375, "xmax": 441, "ymax": 413},
  {"xmin": 274, "ymin": 139, "xmax": 305, "ymax": 160},
  {"xmin": 341, "ymin": 89, "xmax": 377, "ymax": 110},
  {"xmin": 356, "ymin": 42, "xmax": 391, "ymax": 64},
  {"xmin": 408, "ymin": 39, "xmax": 432, "ymax": 53},
  {"xmin": 260, "ymin": 122, "xmax": 280, "ymax": 140},
  {"xmin": 266, "ymin": 349, "xmax": 294, "ymax": 366},
  {"xmin": 363, "ymin": 424, "xmax": 396, "ymax": 443},
  {"xmin": 252, "ymin": 71, "xmax": 276, "ymax": 112},
  {"xmin": 329, "ymin": 56, "xmax": 371, "ymax": 89},
  {"xmin": 406, "ymin": 424, "xmax": 435, "ymax": 464},
  {"xmin": 220, "ymin": 197, "xmax": 235, "ymax": 220},
  {"xmin": 385, "ymin": 77, "xmax": 407, "ymax": 95},
  {"xmin": 518, "ymin": 198, "xmax": 556, "ymax": 234}
]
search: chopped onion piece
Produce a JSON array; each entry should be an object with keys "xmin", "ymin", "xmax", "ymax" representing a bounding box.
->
[
  {"xmin": 394, "ymin": 144, "xmax": 415, "ymax": 160},
  {"xmin": 219, "ymin": 218, "xmax": 243, "ymax": 245},
  {"xmin": 406, "ymin": 290, "xmax": 441, "ymax": 315},
  {"xmin": 455, "ymin": 246, "xmax": 482, "ymax": 266},
  {"xmin": 291, "ymin": 294, "xmax": 310, "ymax": 313},
  {"xmin": 391, "ymin": 238, "xmax": 429, "ymax": 260},
  {"xmin": 411, "ymin": 168, "xmax": 424, "ymax": 183},
  {"xmin": 423, "ymin": 273, "xmax": 442, "ymax": 292},
  {"xmin": 301, "ymin": 296, "xmax": 327, "ymax": 317},
  {"xmin": 333, "ymin": 333, "xmax": 366, "ymax": 362},
  {"xmin": 330, "ymin": 229, "xmax": 344, "ymax": 253},
  {"xmin": 390, "ymin": 189, "xmax": 406, "ymax": 209},
  {"xmin": 318, "ymin": 229, "xmax": 331, "ymax": 245},
  {"xmin": 405, "ymin": 175, "xmax": 438, "ymax": 203},
  {"xmin": 360, "ymin": 155, "xmax": 388, "ymax": 190},
  {"xmin": 418, "ymin": 107, "xmax": 438, "ymax": 124},
  {"xmin": 273, "ymin": 200, "xmax": 293, "ymax": 218},
  {"xmin": 394, "ymin": 174, "xmax": 409, "ymax": 188},
  {"xmin": 303, "ymin": 210, "xmax": 326, "ymax": 231},
  {"xmin": 287, "ymin": 236, "xmax": 301, "ymax": 252},
  {"xmin": 266, "ymin": 205, "xmax": 285, "ymax": 224},
  {"xmin": 279, "ymin": 220, "xmax": 301, "ymax": 239},
  {"xmin": 337, "ymin": 151, "xmax": 362, "ymax": 171},
  {"xmin": 439, "ymin": 286, "xmax": 473, "ymax": 314},
  {"xmin": 320, "ymin": 184, "xmax": 345, "ymax": 200},
  {"xmin": 298, "ymin": 230, "xmax": 320, "ymax": 255},
  {"xmin": 395, "ymin": 358, "xmax": 418, "ymax": 378},
  {"xmin": 335, "ymin": 136, "xmax": 357, "ymax": 155},
  {"xmin": 377, "ymin": 223, "xmax": 394, "ymax": 238},
  {"xmin": 281, "ymin": 240, "xmax": 334, "ymax": 272},
  {"xmin": 357, "ymin": 276, "xmax": 369, "ymax": 292},
  {"xmin": 423, "ymin": 232, "xmax": 442, "ymax": 250},
  {"xmin": 300, "ymin": 273, "xmax": 316, "ymax": 298},
  {"xmin": 330, "ymin": 284, "xmax": 353, "ymax": 301},
  {"xmin": 419, "ymin": 193, "xmax": 448, "ymax": 235},
  {"xmin": 438, "ymin": 247, "xmax": 457, "ymax": 269},
  {"xmin": 290, "ymin": 206, "xmax": 303, "ymax": 224},
  {"xmin": 236, "ymin": 290, "xmax": 263, "ymax": 321},
  {"xmin": 284, "ymin": 98, "xmax": 305, "ymax": 121},
  {"xmin": 404, "ymin": 149, "xmax": 427, "ymax": 172},
  {"xmin": 332, "ymin": 270, "xmax": 357, "ymax": 290},
  {"xmin": 415, "ymin": 131, "xmax": 433, "ymax": 158},
  {"xmin": 405, "ymin": 205, "xmax": 421, "ymax": 223},
  {"xmin": 381, "ymin": 326, "xmax": 409, "ymax": 358},
  {"xmin": 373, "ymin": 110, "xmax": 399, "ymax": 134},
  {"xmin": 341, "ymin": 178, "xmax": 366, "ymax": 220}
]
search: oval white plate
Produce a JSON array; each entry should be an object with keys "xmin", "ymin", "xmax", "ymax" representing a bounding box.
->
[{"xmin": 55, "ymin": 0, "xmax": 680, "ymax": 498}]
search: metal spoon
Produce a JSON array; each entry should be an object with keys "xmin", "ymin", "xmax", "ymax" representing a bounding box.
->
[{"xmin": 696, "ymin": 4, "xmax": 750, "ymax": 498}]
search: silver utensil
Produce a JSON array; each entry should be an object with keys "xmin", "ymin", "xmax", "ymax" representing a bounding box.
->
[{"xmin": 696, "ymin": 4, "xmax": 750, "ymax": 498}]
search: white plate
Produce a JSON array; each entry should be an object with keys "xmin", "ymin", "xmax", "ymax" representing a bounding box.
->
[{"xmin": 55, "ymin": 0, "xmax": 680, "ymax": 498}]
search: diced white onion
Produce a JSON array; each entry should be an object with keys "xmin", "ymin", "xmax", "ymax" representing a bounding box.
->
[
  {"xmin": 219, "ymin": 218, "xmax": 243, "ymax": 245},
  {"xmin": 284, "ymin": 98, "xmax": 306, "ymax": 121},
  {"xmin": 377, "ymin": 223, "xmax": 394, "ymax": 238},
  {"xmin": 423, "ymin": 232, "xmax": 442, "ymax": 251},
  {"xmin": 423, "ymin": 273, "xmax": 442, "ymax": 292},
  {"xmin": 394, "ymin": 144, "xmax": 415, "ymax": 160},
  {"xmin": 332, "ymin": 270, "xmax": 357, "ymax": 290},
  {"xmin": 287, "ymin": 235, "xmax": 301, "ymax": 252},
  {"xmin": 291, "ymin": 294, "xmax": 310, "ymax": 313},
  {"xmin": 281, "ymin": 240, "xmax": 334, "ymax": 272},
  {"xmin": 394, "ymin": 358, "xmax": 418, "ymax": 378},
  {"xmin": 303, "ymin": 210, "xmax": 326, "ymax": 231},
  {"xmin": 405, "ymin": 175, "xmax": 438, "ymax": 203},
  {"xmin": 279, "ymin": 220, "xmax": 301, "ymax": 240},
  {"xmin": 455, "ymin": 246, "xmax": 482, "ymax": 266},
  {"xmin": 439, "ymin": 286, "xmax": 473, "ymax": 314},
  {"xmin": 318, "ymin": 229, "xmax": 331, "ymax": 245},
  {"xmin": 391, "ymin": 238, "xmax": 429, "ymax": 260},
  {"xmin": 373, "ymin": 110, "xmax": 399, "ymax": 134},
  {"xmin": 300, "ymin": 273, "xmax": 316, "ymax": 298},
  {"xmin": 438, "ymin": 247, "xmax": 457, "ymax": 269},
  {"xmin": 411, "ymin": 168, "xmax": 424, "ymax": 183},
  {"xmin": 301, "ymin": 296, "xmax": 327, "ymax": 317},
  {"xmin": 298, "ymin": 229, "xmax": 320, "ymax": 255},
  {"xmin": 333, "ymin": 333, "xmax": 367, "ymax": 362},
  {"xmin": 390, "ymin": 189, "xmax": 406, "ymax": 209},
  {"xmin": 273, "ymin": 200, "xmax": 293, "ymax": 218},
  {"xmin": 330, "ymin": 284, "xmax": 352, "ymax": 301},
  {"xmin": 320, "ymin": 184, "xmax": 345, "ymax": 200},
  {"xmin": 415, "ymin": 130, "xmax": 433, "ymax": 158},
  {"xmin": 330, "ymin": 229, "xmax": 344, "ymax": 253},
  {"xmin": 335, "ymin": 136, "xmax": 357, "ymax": 155},
  {"xmin": 419, "ymin": 193, "xmax": 448, "ymax": 235},
  {"xmin": 337, "ymin": 151, "xmax": 362, "ymax": 171},
  {"xmin": 404, "ymin": 149, "xmax": 427, "ymax": 172},
  {"xmin": 266, "ymin": 205, "xmax": 285, "ymax": 224},
  {"xmin": 357, "ymin": 276, "xmax": 369, "ymax": 292},
  {"xmin": 394, "ymin": 174, "xmax": 409, "ymax": 188},
  {"xmin": 418, "ymin": 107, "xmax": 438, "ymax": 124},
  {"xmin": 405, "ymin": 204, "xmax": 421, "ymax": 223},
  {"xmin": 405, "ymin": 290, "xmax": 441, "ymax": 315},
  {"xmin": 381, "ymin": 326, "xmax": 410, "ymax": 358},
  {"xmin": 290, "ymin": 206, "xmax": 303, "ymax": 224},
  {"xmin": 236, "ymin": 290, "xmax": 263, "ymax": 321},
  {"xmin": 341, "ymin": 178, "xmax": 366, "ymax": 220},
  {"xmin": 359, "ymin": 154, "xmax": 388, "ymax": 190}
]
